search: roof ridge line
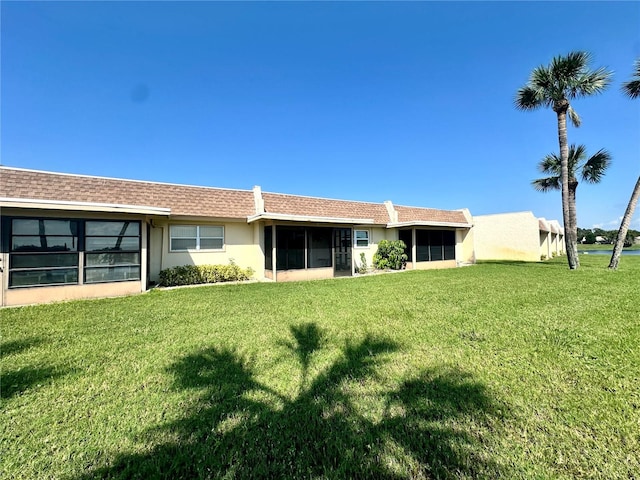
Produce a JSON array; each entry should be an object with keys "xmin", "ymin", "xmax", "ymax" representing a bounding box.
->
[
  {"xmin": 0, "ymin": 166, "xmax": 253, "ymax": 193},
  {"xmin": 262, "ymin": 190, "xmax": 387, "ymax": 206}
]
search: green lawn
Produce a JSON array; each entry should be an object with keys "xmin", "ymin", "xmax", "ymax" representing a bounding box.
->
[
  {"xmin": 577, "ymin": 243, "xmax": 640, "ymax": 251},
  {"xmin": 2, "ymin": 256, "xmax": 639, "ymax": 479}
]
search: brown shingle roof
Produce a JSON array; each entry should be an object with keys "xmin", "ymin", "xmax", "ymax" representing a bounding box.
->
[
  {"xmin": 539, "ymin": 219, "xmax": 551, "ymax": 232},
  {"xmin": 0, "ymin": 167, "xmax": 255, "ymax": 218},
  {"xmin": 1, "ymin": 167, "xmax": 470, "ymax": 227},
  {"xmin": 395, "ymin": 205, "xmax": 468, "ymax": 225},
  {"xmin": 262, "ymin": 192, "xmax": 391, "ymax": 224}
]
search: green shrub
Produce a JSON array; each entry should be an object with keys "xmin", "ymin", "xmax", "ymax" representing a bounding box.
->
[
  {"xmin": 358, "ymin": 252, "xmax": 368, "ymax": 274},
  {"xmin": 159, "ymin": 263, "xmax": 254, "ymax": 287},
  {"xmin": 373, "ymin": 239, "xmax": 408, "ymax": 270}
]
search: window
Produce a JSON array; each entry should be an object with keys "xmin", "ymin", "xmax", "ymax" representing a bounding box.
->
[
  {"xmin": 354, "ymin": 230, "xmax": 370, "ymax": 248},
  {"xmin": 84, "ymin": 221, "xmax": 141, "ymax": 283},
  {"xmin": 6, "ymin": 217, "xmax": 141, "ymax": 288},
  {"xmin": 415, "ymin": 229, "xmax": 456, "ymax": 262},
  {"xmin": 9, "ymin": 219, "xmax": 79, "ymax": 287},
  {"xmin": 170, "ymin": 225, "xmax": 224, "ymax": 251}
]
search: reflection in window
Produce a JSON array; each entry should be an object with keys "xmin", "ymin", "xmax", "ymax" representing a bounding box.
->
[
  {"xmin": 84, "ymin": 221, "xmax": 141, "ymax": 283},
  {"xmin": 9, "ymin": 219, "xmax": 79, "ymax": 287},
  {"xmin": 7, "ymin": 218, "xmax": 141, "ymax": 288},
  {"xmin": 354, "ymin": 230, "xmax": 370, "ymax": 248}
]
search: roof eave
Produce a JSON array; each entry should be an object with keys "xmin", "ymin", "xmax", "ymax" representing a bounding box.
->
[
  {"xmin": 386, "ymin": 221, "xmax": 472, "ymax": 229},
  {"xmin": 0, "ymin": 197, "xmax": 171, "ymax": 216},
  {"xmin": 247, "ymin": 213, "xmax": 376, "ymax": 225}
]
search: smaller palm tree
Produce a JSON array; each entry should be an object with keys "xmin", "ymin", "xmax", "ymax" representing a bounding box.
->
[
  {"xmin": 533, "ymin": 144, "xmax": 611, "ymax": 236},
  {"xmin": 609, "ymin": 59, "xmax": 640, "ymax": 269},
  {"xmin": 622, "ymin": 59, "xmax": 640, "ymax": 98}
]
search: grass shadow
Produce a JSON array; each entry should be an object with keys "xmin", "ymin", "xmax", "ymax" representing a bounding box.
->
[
  {"xmin": 1, "ymin": 366, "xmax": 67, "ymax": 401},
  {"xmin": 1, "ymin": 337, "xmax": 69, "ymax": 402},
  {"xmin": 477, "ymin": 260, "xmax": 555, "ymax": 267},
  {"xmin": 1, "ymin": 337, "xmax": 45, "ymax": 358},
  {"xmin": 78, "ymin": 323, "xmax": 509, "ymax": 479}
]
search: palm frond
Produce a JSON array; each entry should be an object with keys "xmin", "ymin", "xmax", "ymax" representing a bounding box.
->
[
  {"xmin": 568, "ymin": 143, "xmax": 586, "ymax": 174},
  {"xmin": 570, "ymin": 66, "xmax": 613, "ymax": 98},
  {"xmin": 532, "ymin": 176, "xmax": 561, "ymax": 192},
  {"xmin": 567, "ymin": 105, "xmax": 581, "ymax": 127},
  {"xmin": 622, "ymin": 58, "xmax": 640, "ymax": 99},
  {"xmin": 581, "ymin": 148, "xmax": 612, "ymax": 183},
  {"xmin": 538, "ymin": 153, "xmax": 561, "ymax": 175},
  {"xmin": 515, "ymin": 86, "xmax": 545, "ymax": 110},
  {"xmin": 550, "ymin": 51, "xmax": 590, "ymax": 82}
]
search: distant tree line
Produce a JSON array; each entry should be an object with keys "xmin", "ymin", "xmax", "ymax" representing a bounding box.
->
[{"xmin": 577, "ymin": 227, "xmax": 640, "ymax": 246}]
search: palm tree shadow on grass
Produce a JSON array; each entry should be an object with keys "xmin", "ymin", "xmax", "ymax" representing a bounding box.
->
[
  {"xmin": 1, "ymin": 337, "xmax": 70, "ymax": 402},
  {"xmin": 80, "ymin": 323, "xmax": 509, "ymax": 479}
]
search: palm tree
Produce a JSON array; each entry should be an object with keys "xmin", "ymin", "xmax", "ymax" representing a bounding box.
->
[
  {"xmin": 533, "ymin": 144, "xmax": 611, "ymax": 242},
  {"xmin": 516, "ymin": 51, "xmax": 612, "ymax": 269},
  {"xmin": 609, "ymin": 60, "xmax": 640, "ymax": 270}
]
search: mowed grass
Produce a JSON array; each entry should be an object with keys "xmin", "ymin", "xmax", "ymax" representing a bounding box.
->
[{"xmin": 2, "ymin": 255, "xmax": 639, "ymax": 479}]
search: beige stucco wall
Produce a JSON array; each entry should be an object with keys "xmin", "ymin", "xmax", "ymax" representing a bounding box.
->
[
  {"xmin": 1, "ymin": 208, "xmax": 149, "ymax": 306},
  {"xmin": 354, "ymin": 226, "xmax": 392, "ymax": 271},
  {"xmin": 539, "ymin": 231, "xmax": 551, "ymax": 259},
  {"xmin": 275, "ymin": 267, "xmax": 334, "ymax": 282},
  {"xmin": 3, "ymin": 281, "xmax": 144, "ymax": 307},
  {"xmin": 458, "ymin": 209, "xmax": 475, "ymax": 264},
  {"xmin": 413, "ymin": 259, "xmax": 457, "ymax": 270},
  {"xmin": 473, "ymin": 211, "xmax": 541, "ymax": 261},
  {"xmin": 153, "ymin": 220, "xmax": 262, "ymax": 281}
]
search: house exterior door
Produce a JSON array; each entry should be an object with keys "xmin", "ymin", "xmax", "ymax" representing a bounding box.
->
[{"xmin": 333, "ymin": 228, "xmax": 352, "ymax": 276}]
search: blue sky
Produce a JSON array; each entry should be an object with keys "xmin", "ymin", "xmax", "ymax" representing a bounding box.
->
[{"xmin": 2, "ymin": 1, "xmax": 639, "ymax": 229}]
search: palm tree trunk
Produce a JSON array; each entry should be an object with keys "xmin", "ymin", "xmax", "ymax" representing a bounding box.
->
[
  {"xmin": 556, "ymin": 107, "xmax": 579, "ymax": 269},
  {"xmin": 568, "ymin": 181, "xmax": 579, "ymax": 260},
  {"xmin": 608, "ymin": 175, "xmax": 640, "ymax": 270}
]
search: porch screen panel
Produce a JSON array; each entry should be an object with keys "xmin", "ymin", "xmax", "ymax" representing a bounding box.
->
[
  {"xmin": 9, "ymin": 219, "xmax": 79, "ymax": 287},
  {"xmin": 399, "ymin": 230, "xmax": 413, "ymax": 262},
  {"xmin": 265, "ymin": 226, "xmax": 273, "ymax": 270},
  {"xmin": 276, "ymin": 227, "xmax": 305, "ymax": 270},
  {"xmin": 307, "ymin": 228, "xmax": 332, "ymax": 268},
  {"xmin": 84, "ymin": 220, "xmax": 141, "ymax": 283},
  {"xmin": 429, "ymin": 231, "xmax": 444, "ymax": 261},
  {"xmin": 416, "ymin": 230, "xmax": 430, "ymax": 262},
  {"xmin": 443, "ymin": 231, "xmax": 456, "ymax": 260}
]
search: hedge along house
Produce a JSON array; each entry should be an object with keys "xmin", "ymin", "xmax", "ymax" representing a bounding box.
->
[{"xmin": 0, "ymin": 167, "xmax": 474, "ymax": 306}]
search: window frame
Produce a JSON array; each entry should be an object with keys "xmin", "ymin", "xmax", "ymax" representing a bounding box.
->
[
  {"xmin": 169, "ymin": 225, "xmax": 225, "ymax": 252},
  {"xmin": 7, "ymin": 218, "xmax": 80, "ymax": 288},
  {"xmin": 354, "ymin": 229, "xmax": 370, "ymax": 248},
  {"xmin": 414, "ymin": 228, "xmax": 456, "ymax": 262},
  {"xmin": 5, "ymin": 217, "xmax": 142, "ymax": 288},
  {"xmin": 84, "ymin": 220, "xmax": 142, "ymax": 284}
]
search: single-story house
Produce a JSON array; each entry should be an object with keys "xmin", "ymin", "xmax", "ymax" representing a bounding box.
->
[
  {"xmin": 473, "ymin": 211, "xmax": 564, "ymax": 262},
  {"xmin": 0, "ymin": 167, "xmax": 475, "ymax": 306}
]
